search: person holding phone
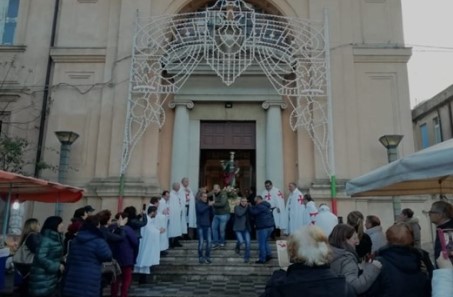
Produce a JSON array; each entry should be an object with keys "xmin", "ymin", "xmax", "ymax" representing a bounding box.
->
[{"xmin": 428, "ymin": 201, "xmax": 453, "ymax": 268}]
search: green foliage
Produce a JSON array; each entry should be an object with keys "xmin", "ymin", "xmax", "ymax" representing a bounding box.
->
[
  {"xmin": 0, "ymin": 136, "xmax": 56, "ymax": 174},
  {"xmin": 0, "ymin": 136, "xmax": 29, "ymax": 173}
]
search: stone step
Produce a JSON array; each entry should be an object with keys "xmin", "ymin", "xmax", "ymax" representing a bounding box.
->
[
  {"xmin": 160, "ymin": 256, "xmax": 279, "ymax": 265},
  {"xmin": 152, "ymin": 262, "xmax": 278, "ymax": 281},
  {"xmin": 173, "ymin": 240, "xmax": 279, "ymax": 250},
  {"xmin": 153, "ymin": 240, "xmax": 281, "ymax": 281},
  {"xmin": 165, "ymin": 248, "xmax": 275, "ymax": 257}
]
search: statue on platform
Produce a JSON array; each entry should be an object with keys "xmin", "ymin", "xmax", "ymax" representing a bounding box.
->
[{"xmin": 221, "ymin": 151, "xmax": 240, "ymax": 188}]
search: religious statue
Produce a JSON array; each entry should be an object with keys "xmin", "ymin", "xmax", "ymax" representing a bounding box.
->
[{"xmin": 221, "ymin": 151, "xmax": 240, "ymax": 188}]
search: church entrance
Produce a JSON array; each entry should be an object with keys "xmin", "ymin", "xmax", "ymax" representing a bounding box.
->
[{"xmin": 199, "ymin": 121, "xmax": 256, "ymax": 196}]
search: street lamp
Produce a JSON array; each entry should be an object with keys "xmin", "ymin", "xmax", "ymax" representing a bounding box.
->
[
  {"xmin": 55, "ymin": 131, "xmax": 79, "ymax": 216},
  {"xmin": 379, "ymin": 134, "xmax": 403, "ymax": 221}
]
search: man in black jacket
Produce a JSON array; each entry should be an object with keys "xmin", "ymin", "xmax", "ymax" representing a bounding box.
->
[{"xmin": 249, "ymin": 195, "xmax": 275, "ymax": 264}]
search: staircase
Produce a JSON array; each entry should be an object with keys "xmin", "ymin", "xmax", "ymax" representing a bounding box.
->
[{"xmin": 152, "ymin": 240, "xmax": 280, "ymax": 283}]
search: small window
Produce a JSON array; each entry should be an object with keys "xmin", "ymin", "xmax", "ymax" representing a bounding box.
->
[
  {"xmin": 420, "ymin": 123, "xmax": 429, "ymax": 149},
  {"xmin": 433, "ymin": 117, "xmax": 442, "ymax": 144},
  {"xmin": 0, "ymin": 0, "xmax": 20, "ymax": 45}
]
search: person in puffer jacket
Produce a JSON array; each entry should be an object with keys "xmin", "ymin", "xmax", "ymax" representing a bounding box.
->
[
  {"xmin": 28, "ymin": 216, "xmax": 65, "ymax": 297},
  {"xmin": 61, "ymin": 215, "xmax": 112, "ymax": 297}
]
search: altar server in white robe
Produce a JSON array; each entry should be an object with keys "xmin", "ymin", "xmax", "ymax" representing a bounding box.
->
[
  {"xmin": 315, "ymin": 204, "xmax": 338, "ymax": 237},
  {"xmin": 158, "ymin": 190, "xmax": 170, "ymax": 217},
  {"xmin": 303, "ymin": 194, "xmax": 319, "ymax": 225},
  {"xmin": 179, "ymin": 177, "xmax": 197, "ymax": 231},
  {"xmin": 134, "ymin": 206, "xmax": 162, "ymax": 274},
  {"xmin": 168, "ymin": 182, "xmax": 183, "ymax": 247},
  {"xmin": 150, "ymin": 196, "xmax": 169, "ymax": 252},
  {"xmin": 261, "ymin": 180, "xmax": 287, "ymax": 231},
  {"xmin": 285, "ymin": 182, "xmax": 306, "ymax": 235}
]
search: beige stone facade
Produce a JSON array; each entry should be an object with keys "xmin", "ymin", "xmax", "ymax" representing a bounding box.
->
[{"xmin": 0, "ymin": 0, "xmax": 438, "ymax": 248}]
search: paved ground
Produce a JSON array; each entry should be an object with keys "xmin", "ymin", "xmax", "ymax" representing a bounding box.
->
[
  {"xmin": 0, "ymin": 270, "xmax": 266, "ymax": 297},
  {"xmin": 120, "ymin": 279, "xmax": 265, "ymax": 297}
]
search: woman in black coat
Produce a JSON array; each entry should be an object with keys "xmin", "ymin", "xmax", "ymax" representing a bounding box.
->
[
  {"xmin": 366, "ymin": 223, "xmax": 430, "ymax": 297},
  {"xmin": 61, "ymin": 215, "xmax": 112, "ymax": 297}
]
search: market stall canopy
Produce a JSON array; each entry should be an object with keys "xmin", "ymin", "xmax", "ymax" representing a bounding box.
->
[
  {"xmin": 0, "ymin": 170, "xmax": 84, "ymax": 203},
  {"xmin": 346, "ymin": 138, "xmax": 453, "ymax": 197}
]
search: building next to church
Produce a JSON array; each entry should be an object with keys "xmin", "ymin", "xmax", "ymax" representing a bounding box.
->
[
  {"xmin": 412, "ymin": 84, "xmax": 453, "ymax": 150},
  {"xmin": 1, "ymin": 0, "xmax": 438, "ymax": 246}
]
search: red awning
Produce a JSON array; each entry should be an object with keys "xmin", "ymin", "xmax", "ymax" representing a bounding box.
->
[{"xmin": 0, "ymin": 170, "xmax": 84, "ymax": 203}]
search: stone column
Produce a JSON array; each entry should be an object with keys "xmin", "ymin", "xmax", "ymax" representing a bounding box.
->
[
  {"xmin": 262, "ymin": 101, "xmax": 286, "ymax": 190},
  {"xmin": 169, "ymin": 101, "xmax": 194, "ymax": 185}
]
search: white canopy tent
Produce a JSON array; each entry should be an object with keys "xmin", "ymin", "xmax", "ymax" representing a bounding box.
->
[{"xmin": 346, "ymin": 138, "xmax": 453, "ymax": 197}]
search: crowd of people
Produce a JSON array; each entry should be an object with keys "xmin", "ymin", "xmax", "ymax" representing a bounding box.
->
[{"xmin": 6, "ymin": 177, "xmax": 453, "ymax": 297}]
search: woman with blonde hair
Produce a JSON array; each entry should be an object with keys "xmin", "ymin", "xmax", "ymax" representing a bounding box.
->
[
  {"xmin": 262, "ymin": 225, "xmax": 355, "ymax": 297},
  {"xmin": 347, "ymin": 211, "xmax": 372, "ymax": 259},
  {"xmin": 329, "ymin": 224, "xmax": 381, "ymax": 296},
  {"xmin": 14, "ymin": 218, "xmax": 41, "ymax": 295}
]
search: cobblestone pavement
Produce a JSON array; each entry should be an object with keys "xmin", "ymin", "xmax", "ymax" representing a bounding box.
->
[
  {"xmin": 114, "ymin": 279, "xmax": 265, "ymax": 297},
  {"xmin": 1, "ymin": 271, "xmax": 266, "ymax": 297}
]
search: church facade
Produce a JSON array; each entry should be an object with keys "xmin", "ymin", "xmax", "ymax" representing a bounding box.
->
[{"xmin": 1, "ymin": 0, "xmax": 435, "ymax": 244}]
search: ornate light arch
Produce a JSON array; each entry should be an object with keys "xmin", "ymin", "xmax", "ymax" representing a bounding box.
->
[{"xmin": 121, "ymin": 0, "xmax": 332, "ymax": 183}]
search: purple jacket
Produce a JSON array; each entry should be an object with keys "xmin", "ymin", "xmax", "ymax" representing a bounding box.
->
[{"xmin": 109, "ymin": 225, "xmax": 139, "ymax": 267}]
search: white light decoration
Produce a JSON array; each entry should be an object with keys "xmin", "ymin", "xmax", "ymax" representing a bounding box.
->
[
  {"xmin": 121, "ymin": 0, "xmax": 332, "ymax": 177},
  {"xmin": 12, "ymin": 201, "xmax": 20, "ymax": 210}
]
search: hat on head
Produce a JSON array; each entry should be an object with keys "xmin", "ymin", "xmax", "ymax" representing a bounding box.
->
[{"xmin": 84, "ymin": 205, "xmax": 95, "ymax": 213}]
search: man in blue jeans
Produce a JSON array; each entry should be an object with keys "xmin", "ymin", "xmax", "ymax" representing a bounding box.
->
[
  {"xmin": 249, "ymin": 195, "xmax": 275, "ymax": 264},
  {"xmin": 196, "ymin": 192, "xmax": 214, "ymax": 263},
  {"xmin": 211, "ymin": 184, "xmax": 230, "ymax": 249}
]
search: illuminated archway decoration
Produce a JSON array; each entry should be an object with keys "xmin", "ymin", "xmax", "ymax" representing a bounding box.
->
[{"xmin": 121, "ymin": 0, "xmax": 332, "ymax": 182}]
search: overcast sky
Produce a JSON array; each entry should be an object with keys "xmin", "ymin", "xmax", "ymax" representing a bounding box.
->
[{"xmin": 401, "ymin": 0, "xmax": 453, "ymax": 108}]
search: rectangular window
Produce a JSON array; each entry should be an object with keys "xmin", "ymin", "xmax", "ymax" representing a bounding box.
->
[
  {"xmin": 0, "ymin": 0, "xmax": 20, "ymax": 45},
  {"xmin": 420, "ymin": 123, "xmax": 429, "ymax": 149},
  {"xmin": 433, "ymin": 117, "xmax": 442, "ymax": 144}
]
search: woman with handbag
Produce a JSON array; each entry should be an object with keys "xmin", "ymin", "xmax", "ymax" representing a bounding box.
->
[
  {"xmin": 13, "ymin": 218, "xmax": 41, "ymax": 296},
  {"xmin": 61, "ymin": 214, "xmax": 112, "ymax": 297},
  {"xmin": 28, "ymin": 216, "xmax": 65, "ymax": 297}
]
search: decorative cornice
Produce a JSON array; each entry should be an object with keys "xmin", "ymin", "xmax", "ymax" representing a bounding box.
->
[
  {"xmin": 168, "ymin": 100, "xmax": 194, "ymax": 110},
  {"xmin": 0, "ymin": 94, "xmax": 20, "ymax": 102},
  {"xmin": 352, "ymin": 46, "xmax": 412, "ymax": 63},
  {"xmin": 50, "ymin": 47, "xmax": 106, "ymax": 63},
  {"xmin": 261, "ymin": 100, "xmax": 287, "ymax": 110},
  {"xmin": 0, "ymin": 45, "xmax": 26, "ymax": 53}
]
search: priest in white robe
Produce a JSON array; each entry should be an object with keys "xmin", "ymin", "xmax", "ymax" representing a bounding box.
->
[
  {"xmin": 168, "ymin": 182, "xmax": 183, "ymax": 247},
  {"xmin": 285, "ymin": 182, "xmax": 306, "ymax": 235},
  {"xmin": 134, "ymin": 206, "xmax": 161, "ymax": 274},
  {"xmin": 261, "ymin": 180, "xmax": 287, "ymax": 230},
  {"xmin": 179, "ymin": 177, "xmax": 197, "ymax": 230},
  {"xmin": 303, "ymin": 194, "xmax": 319, "ymax": 225}
]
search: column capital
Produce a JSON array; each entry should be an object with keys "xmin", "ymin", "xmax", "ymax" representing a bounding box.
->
[
  {"xmin": 169, "ymin": 100, "xmax": 194, "ymax": 110},
  {"xmin": 261, "ymin": 100, "xmax": 287, "ymax": 110}
]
